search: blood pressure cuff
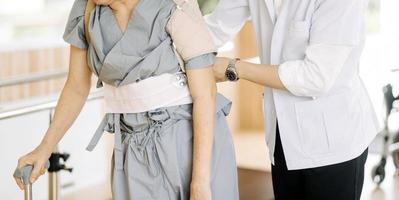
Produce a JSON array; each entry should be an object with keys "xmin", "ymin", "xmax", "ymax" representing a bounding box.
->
[{"xmin": 166, "ymin": 0, "xmax": 217, "ymax": 61}]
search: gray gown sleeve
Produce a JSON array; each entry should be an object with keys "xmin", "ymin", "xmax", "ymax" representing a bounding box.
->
[
  {"xmin": 185, "ymin": 53, "xmax": 216, "ymax": 69},
  {"xmin": 63, "ymin": 0, "xmax": 88, "ymax": 49}
]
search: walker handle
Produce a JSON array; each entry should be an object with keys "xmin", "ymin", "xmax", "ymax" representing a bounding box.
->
[{"xmin": 13, "ymin": 161, "xmax": 50, "ymax": 185}]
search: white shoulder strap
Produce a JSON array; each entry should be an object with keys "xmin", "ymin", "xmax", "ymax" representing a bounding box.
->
[
  {"xmin": 171, "ymin": 0, "xmax": 189, "ymax": 72},
  {"xmin": 173, "ymin": 43, "xmax": 185, "ymax": 72}
]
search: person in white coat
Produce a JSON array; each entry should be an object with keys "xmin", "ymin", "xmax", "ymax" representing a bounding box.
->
[{"xmin": 206, "ymin": 0, "xmax": 380, "ymax": 199}]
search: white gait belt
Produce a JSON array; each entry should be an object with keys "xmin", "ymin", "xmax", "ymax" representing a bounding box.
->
[
  {"xmin": 86, "ymin": 72, "xmax": 192, "ymax": 165},
  {"xmin": 103, "ymin": 72, "xmax": 193, "ymax": 114}
]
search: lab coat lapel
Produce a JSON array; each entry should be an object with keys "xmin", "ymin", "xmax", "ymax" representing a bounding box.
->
[
  {"xmin": 264, "ymin": 0, "xmax": 276, "ymax": 24},
  {"xmin": 270, "ymin": 0, "xmax": 289, "ymax": 64}
]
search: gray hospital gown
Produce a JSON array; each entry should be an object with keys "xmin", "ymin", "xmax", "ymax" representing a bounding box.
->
[{"xmin": 63, "ymin": 0, "xmax": 239, "ymax": 199}]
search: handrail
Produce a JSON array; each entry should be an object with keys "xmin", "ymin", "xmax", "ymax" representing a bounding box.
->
[
  {"xmin": 0, "ymin": 69, "xmax": 68, "ymax": 88},
  {"xmin": 0, "ymin": 89, "xmax": 103, "ymax": 120}
]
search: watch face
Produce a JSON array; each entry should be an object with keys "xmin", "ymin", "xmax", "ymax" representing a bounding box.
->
[{"xmin": 225, "ymin": 69, "xmax": 237, "ymax": 81}]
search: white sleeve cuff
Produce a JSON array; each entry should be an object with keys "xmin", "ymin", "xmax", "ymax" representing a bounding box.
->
[{"xmin": 278, "ymin": 61, "xmax": 309, "ymax": 97}]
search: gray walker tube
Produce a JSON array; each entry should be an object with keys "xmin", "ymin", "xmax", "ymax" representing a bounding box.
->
[
  {"xmin": 13, "ymin": 162, "xmax": 50, "ymax": 200},
  {"xmin": 13, "ymin": 165, "xmax": 34, "ymax": 200}
]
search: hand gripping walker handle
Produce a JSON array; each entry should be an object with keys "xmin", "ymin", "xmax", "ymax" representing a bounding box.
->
[{"xmin": 13, "ymin": 161, "xmax": 50, "ymax": 200}]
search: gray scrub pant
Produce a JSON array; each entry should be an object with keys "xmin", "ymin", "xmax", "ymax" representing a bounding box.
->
[{"xmin": 88, "ymin": 103, "xmax": 239, "ymax": 200}]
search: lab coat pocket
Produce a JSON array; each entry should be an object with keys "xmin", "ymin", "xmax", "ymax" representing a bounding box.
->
[
  {"xmin": 294, "ymin": 99, "xmax": 330, "ymax": 156},
  {"xmin": 322, "ymin": 93, "xmax": 358, "ymax": 152},
  {"xmin": 282, "ymin": 20, "xmax": 311, "ymax": 61}
]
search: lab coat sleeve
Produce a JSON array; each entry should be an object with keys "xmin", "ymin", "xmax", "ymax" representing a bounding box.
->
[
  {"xmin": 204, "ymin": 0, "xmax": 251, "ymax": 48},
  {"xmin": 279, "ymin": 44, "xmax": 352, "ymax": 97},
  {"xmin": 278, "ymin": 0, "xmax": 366, "ymax": 97}
]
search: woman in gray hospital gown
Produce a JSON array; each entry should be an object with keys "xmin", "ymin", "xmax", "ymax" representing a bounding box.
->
[{"xmin": 14, "ymin": 0, "xmax": 239, "ymax": 199}]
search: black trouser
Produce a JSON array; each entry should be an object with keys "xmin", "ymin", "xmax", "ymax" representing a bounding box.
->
[{"xmin": 271, "ymin": 125, "xmax": 368, "ymax": 200}]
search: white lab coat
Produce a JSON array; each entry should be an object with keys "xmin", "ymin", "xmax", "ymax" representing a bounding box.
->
[{"xmin": 206, "ymin": 0, "xmax": 380, "ymax": 170}]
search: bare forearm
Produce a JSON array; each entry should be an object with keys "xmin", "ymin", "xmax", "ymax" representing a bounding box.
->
[
  {"xmin": 39, "ymin": 81, "xmax": 90, "ymax": 151},
  {"xmin": 39, "ymin": 46, "xmax": 92, "ymax": 151},
  {"xmin": 236, "ymin": 61, "xmax": 286, "ymax": 90},
  {"xmin": 186, "ymin": 68, "xmax": 217, "ymax": 184},
  {"xmin": 191, "ymin": 94, "xmax": 216, "ymax": 182}
]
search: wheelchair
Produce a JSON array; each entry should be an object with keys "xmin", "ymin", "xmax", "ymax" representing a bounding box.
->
[{"xmin": 371, "ymin": 69, "xmax": 399, "ymax": 185}]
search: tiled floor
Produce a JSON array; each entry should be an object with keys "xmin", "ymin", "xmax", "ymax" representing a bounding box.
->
[
  {"xmin": 362, "ymin": 155, "xmax": 399, "ymax": 200},
  {"xmin": 63, "ymin": 132, "xmax": 399, "ymax": 200},
  {"xmin": 64, "ymin": 155, "xmax": 398, "ymax": 200},
  {"xmin": 238, "ymin": 168, "xmax": 274, "ymax": 200}
]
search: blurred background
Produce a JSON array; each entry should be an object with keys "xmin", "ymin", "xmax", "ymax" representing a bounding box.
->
[{"xmin": 1, "ymin": 0, "xmax": 399, "ymax": 199}]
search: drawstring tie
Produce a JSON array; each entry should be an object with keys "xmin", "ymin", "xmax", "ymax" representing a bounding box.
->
[
  {"xmin": 86, "ymin": 107, "xmax": 191, "ymax": 176},
  {"xmin": 129, "ymin": 109, "xmax": 172, "ymax": 176}
]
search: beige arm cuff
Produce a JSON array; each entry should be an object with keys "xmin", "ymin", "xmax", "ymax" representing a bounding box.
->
[{"xmin": 166, "ymin": 0, "xmax": 217, "ymax": 61}]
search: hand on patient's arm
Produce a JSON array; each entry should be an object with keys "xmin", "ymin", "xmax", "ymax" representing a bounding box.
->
[
  {"xmin": 212, "ymin": 57, "xmax": 229, "ymax": 82},
  {"xmin": 186, "ymin": 67, "xmax": 216, "ymax": 200},
  {"xmin": 213, "ymin": 57, "xmax": 287, "ymax": 91}
]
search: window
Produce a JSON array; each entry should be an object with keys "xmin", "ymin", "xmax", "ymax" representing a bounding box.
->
[{"xmin": 0, "ymin": 0, "xmax": 74, "ymax": 45}]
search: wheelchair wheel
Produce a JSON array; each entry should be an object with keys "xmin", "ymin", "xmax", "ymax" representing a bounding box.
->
[
  {"xmin": 371, "ymin": 158, "xmax": 387, "ymax": 185},
  {"xmin": 393, "ymin": 131, "xmax": 399, "ymax": 144},
  {"xmin": 392, "ymin": 132, "xmax": 399, "ymax": 174},
  {"xmin": 393, "ymin": 149, "xmax": 399, "ymax": 174}
]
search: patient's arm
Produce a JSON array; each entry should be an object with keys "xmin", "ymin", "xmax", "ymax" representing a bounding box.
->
[
  {"xmin": 186, "ymin": 67, "xmax": 216, "ymax": 200},
  {"xmin": 15, "ymin": 46, "xmax": 92, "ymax": 189}
]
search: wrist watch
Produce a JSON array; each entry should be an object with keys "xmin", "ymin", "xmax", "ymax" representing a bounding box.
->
[{"xmin": 225, "ymin": 58, "xmax": 240, "ymax": 82}]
